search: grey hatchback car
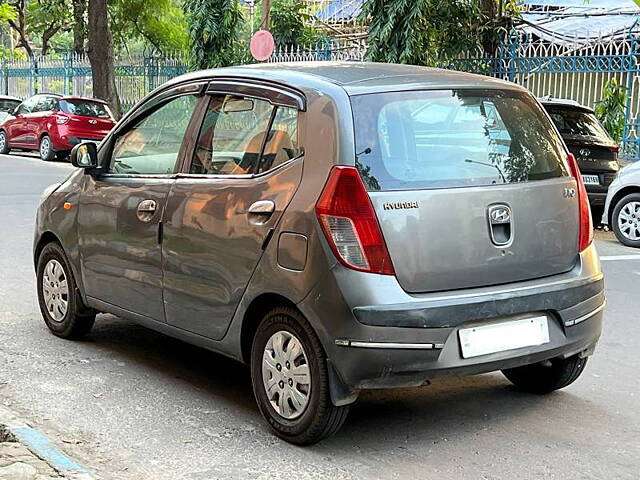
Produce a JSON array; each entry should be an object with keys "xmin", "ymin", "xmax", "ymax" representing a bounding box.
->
[{"xmin": 34, "ymin": 62, "xmax": 604, "ymax": 445}]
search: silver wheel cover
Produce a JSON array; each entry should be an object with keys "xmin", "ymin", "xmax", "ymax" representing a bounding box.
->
[
  {"xmin": 42, "ymin": 259, "xmax": 68, "ymax": 322},
  {"xmin": 262, "ymin": 330, "xmax": 311, "ymax": 420},
  {"xmin": 40, "ymin": 137, "xmax": 50, "ymax": 158},
  {"xmin": 0, "ymin": 132, "xmax": 5, "ymax": 151},
  {"xmin": 618, "ymin": 201, "xmax": 640, "ymax": 241}
]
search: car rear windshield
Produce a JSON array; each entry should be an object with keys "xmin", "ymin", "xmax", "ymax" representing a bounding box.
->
[
  {"xmin": 59, "ymin": 99, "xmax": 112, "ymax": 118},
  {"xmin": 545, "ymin": 107, "xmax": 610, "ymax": 140},
  {"xmin": 351, "ymin": 89, "xmax": 568, "ymax": 191}
]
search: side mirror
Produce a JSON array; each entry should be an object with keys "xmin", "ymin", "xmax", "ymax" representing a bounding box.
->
[{"xmin": 70, "ymin": 142, "xmax": 99, "ymax": 169}]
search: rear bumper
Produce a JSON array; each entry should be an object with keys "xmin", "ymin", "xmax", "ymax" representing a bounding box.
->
[
  {"xmin": 299, "ymin": 244, "xmax": 604, "ymax": 405},
  {"xmin": 49, "ymin": 127, "xmax": 107, "ymax": 151}
]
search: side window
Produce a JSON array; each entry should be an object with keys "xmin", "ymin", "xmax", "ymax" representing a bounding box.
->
[
  {"xmin": 37, "ymin": 96, "xmax": 59, "ymax": 112},
  {"xmin": 258, "ymin": 106, "xmax": 300, "ymax": 173},
  {"xmin": 17, "ymin": 97, "xmax": 38, "ymax": 115},
  {"xmin": 190, "ymin": 95, "xmax": 275, "ymax": 175},
  {"xmin": 109, "ymin": 95, "xmax": 198, "ymax": 175}
]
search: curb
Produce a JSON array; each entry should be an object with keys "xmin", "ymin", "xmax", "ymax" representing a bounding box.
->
[{"xmin": 0, "ymin": 406, "xmax": 96, "ymax": 480}]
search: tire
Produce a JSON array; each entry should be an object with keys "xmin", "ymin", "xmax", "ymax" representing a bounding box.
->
[
  {"xmin": 36, "ymin": 242, "xmax": 96, "ymax": 339},
  {"xmin": 502, "ymin": 354, "xmax": 588, "ymax": 394},
  {"xmin": 611, "ymin": 193, "xmax": 640, "ymax": 248},
  {"xmin": 39, "ymin": 134, "xmax": 55, "ymax": 161},
  {"xmin": 251, "ymin": 307, "xmax": 349, "ymax": 445},
  {"xmin": 55, "ymin": 150, "xmax": 70, "ymax": 161},
  {"xmin": 0, "ymin": 130, "xmax": 10, "ymax": 154}
]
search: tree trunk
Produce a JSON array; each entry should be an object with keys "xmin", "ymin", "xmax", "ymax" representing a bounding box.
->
[
  {"xmin": 72, "ymin": 0, "xmax": 86, "ymax": 55},
  {"xmin": 87, "ymin": 0, "xmax": 122, "ymax": 118},
  {"xmin": 7, "ymin": 0, "xmax": 33, "ymax": 58},
  {"xmin": 261, "ymin": 0, "xmax": 271, "ymax": 31}
]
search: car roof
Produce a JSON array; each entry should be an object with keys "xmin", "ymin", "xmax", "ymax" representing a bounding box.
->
[
  {"xmin": 539, "ymin": 97, "xmax": 594, "ymax": 113},
  {"xmin": 0, "ymin": 95, "xmax": 21, "ymax": 102},
  {"xmin": 60, "ymin": 95, "xmax": 108, "ymax": 104},
  {"xmin": 164, "ymin": 61, "xmax": 526, "ymax": 96}
]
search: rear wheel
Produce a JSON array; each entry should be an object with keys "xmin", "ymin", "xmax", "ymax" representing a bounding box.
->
[
  {"xmin": 612, "ymin": 193, "xmax": 640, "ymax": 248},
  {"xmin": 39, "ymin": 134, "xmax": 55, "ymax": 161},
  {"xmin": 36, "ymin": 242, "xmax": 96, "ymax": 339},
  {"xmin": 0, "ymin": 130, "xmax": 10, "ymax": 154},
  {"xmin": 251, "ymin": 307, "xmax": 349, "ymax": 445},
  {"xmin": 502, "ymin": 354, "xmax": 588, "ymax": 394}
]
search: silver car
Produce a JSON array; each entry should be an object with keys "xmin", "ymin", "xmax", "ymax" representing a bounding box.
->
[
  {"xmin": 34, "ymin": 63, "xmax": 605, "ymax": 445},
  {"xmin": 602, "ymin": 160, "xmax": 640, "ymax": 247}
]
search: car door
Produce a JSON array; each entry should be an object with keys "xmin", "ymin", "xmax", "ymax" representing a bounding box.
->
[
  {"xmin": 31, "ymin": 95, "xmax": 59, "ymax": 138},
  {"xmin": 77, "ymin": 85, "xmax": 203, "ymax": 321},
  {"xmin": 162, "ymin": 85, "xmax": 305, "ymax": 339},
  {"xmin": 6, "ymin": 96, "xmax": 38, "ymax": 145}
]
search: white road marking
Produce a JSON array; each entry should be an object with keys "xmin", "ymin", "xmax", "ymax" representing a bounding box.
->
[{"xmin": 600, "ymin": 255, "xmax": 640, "ymax": 261}]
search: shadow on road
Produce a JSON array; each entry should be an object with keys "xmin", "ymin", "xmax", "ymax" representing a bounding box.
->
[{"xmin": 75, "ymin": 313, "xmax": 601, "ymax": 453}]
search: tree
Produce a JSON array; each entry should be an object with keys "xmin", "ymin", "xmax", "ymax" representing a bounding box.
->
[
  {"xmin": 72, "ymin": 0, "xmax": 85, "ymax": 54},
  {"xmin": 27, "ymin": 0, "xmax": 73, "ymax": 56},
  {"xmin": 363, "ymin": 0, "xmax": 520, "ymax": 65},
  {"xmin": 184, "ymin": 0, "xmax": 243, "ymax": 69},
  {"xmin": 5, "ymin": 0, "xmax": 34, "ymax": 57},
  {"xmin": 270, "ymin": 0, "xmax": 319, "ymax": 47},
  {"xmin": 87, "ymin": 0, "xmax": 122, "ymax": 118},
  {"xmin": 595, "ymin": 78, "xmax": 627, "ymax": 143},
  {"xmin": 110, "ymin": 0, "xmax": 188, "ymax": 54}
]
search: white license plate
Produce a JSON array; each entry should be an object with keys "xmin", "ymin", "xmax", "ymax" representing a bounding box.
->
[
  {"xmin": 458, "ymin": 316, "xmax": 550, "ymax": 359},
  {"xmin": 582, "ymin": 174, "xmax": 600, "ymax": 185}
]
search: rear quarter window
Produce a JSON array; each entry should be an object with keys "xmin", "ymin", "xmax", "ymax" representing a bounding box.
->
[{"xmin": 351, "ymin": 89, "xmax": 569, "ymax": 191}]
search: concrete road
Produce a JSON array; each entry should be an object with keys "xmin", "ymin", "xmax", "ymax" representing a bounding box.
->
[{"xmin": 1, "ymin": 153, "xmax": 639, "ymax": 480}]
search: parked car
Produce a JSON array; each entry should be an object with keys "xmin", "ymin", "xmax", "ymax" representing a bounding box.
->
[
  {"xmin": 540, "ymin": 97, "xmax": 619, "ymax": 207},
  {"xmin": 0, "ymin": 95, "xmax": 21, "ymax": 123},
  {"xmin": 34, "ymin": 63, "xmax": 604, "ymax": 445},
  {"xmin": 0, "ymin": 93, "xmax": 115, "ymax": 161},
  {"xmin": 601, "ymin": 161, "xmax": 640, "ymax": 247}
]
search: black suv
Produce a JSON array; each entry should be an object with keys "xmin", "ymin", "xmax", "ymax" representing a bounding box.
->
[{"xmin": 541, "ymin": 98, "xmax": 619, "ymax": 207}]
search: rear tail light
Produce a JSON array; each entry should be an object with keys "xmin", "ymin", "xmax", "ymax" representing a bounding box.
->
[
  {"xmin": 566, "ymin": 153, "xmax": 593, "ymax": 251},
  {"xmin": 316, "ymin": 166, "xmax": 395, "ymax": 275},
  {"xmin": 608, "ymin": 145, "xmax": 619, "ymax": 153},
  {"xmin": 54, "ymin": 114, "xmax": 69, "ymax": 124}
]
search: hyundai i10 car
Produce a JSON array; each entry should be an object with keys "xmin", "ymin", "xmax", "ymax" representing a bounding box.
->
[{"xmin": 34, "ymin": 62, "xmax": 605, "ymax": 445}]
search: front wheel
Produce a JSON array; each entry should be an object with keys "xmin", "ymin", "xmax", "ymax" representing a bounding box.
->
[
  {"xmin": 0, "ymin": 130, "xmax": 10, "ymax": 154},
  {"xmin": 502, "ymin": 354, "xmax": 588, "ymax": 394},
  {"xmin": 39, "ymin": 134, "xmax": 55, "ymax": 161},
  {"xmin": 251, "ymin": 307, "xmax": 349, "ymax": 445},
  {"xmin": 611, "ymin": 193, "xmax": 640, "ymax": 248},
  {"xmin": 37, "ymin": 242, "xmax": 96, "ymax": 339}
]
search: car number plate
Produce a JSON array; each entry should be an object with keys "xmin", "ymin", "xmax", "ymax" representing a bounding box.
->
[
  {"xmin": 458, "ymin": 316, "xmax": 550, "ymax": 359},
  {"xmin": 582, "ymin": 174, "xmax": 600, "ymax": 185}
]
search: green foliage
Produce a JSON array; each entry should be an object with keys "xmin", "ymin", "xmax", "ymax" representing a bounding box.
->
[
  {"xmin": 184, "ymin": 0, "xmax": 244, "ymax": 69},
  {"xmin": 110, "ymin": 0, "xmax": 189, "ymax": 54},
  {"xmin": 0, "ymin": 3, "xmax": 17, "ymax": 23},
  {"xmin": 270, "ymin": 0, "xmax": 321, "ymax": 46},
  {"xmin": 363, "ymin": 0, "xmax": 521, "ymax": 65},
  {"xmin": 595, "ymin": 78, "xmax": 627, "ymax": 143}
]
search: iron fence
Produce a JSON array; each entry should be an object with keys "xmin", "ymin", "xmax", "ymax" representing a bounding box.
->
[
  {"xmin": 1, "ymin": 29, "xmax": 638, "ymax": 159},
  {"xmin": 0, "ymin": 54, "xmax": 188, "ymax": 111}
]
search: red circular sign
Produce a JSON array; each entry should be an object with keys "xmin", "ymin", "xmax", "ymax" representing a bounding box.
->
[{"xmin": 250, "ymin": 30, "xmax": 275, "ymax": 62}]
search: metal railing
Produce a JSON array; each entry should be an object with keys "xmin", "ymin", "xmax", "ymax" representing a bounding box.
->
[{"xmin": 0, "ymin": 53, "xmax": 188, "ymax": 111}]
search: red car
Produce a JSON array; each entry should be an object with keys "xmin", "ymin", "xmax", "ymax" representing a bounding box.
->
[{"xmin": 0, "ymin": 94, "xmax": 115, "ymax": 161}]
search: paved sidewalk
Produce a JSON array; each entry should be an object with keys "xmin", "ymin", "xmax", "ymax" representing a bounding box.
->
[
  {"xmin": 0, "ymin": 407, "xmax": 94, "ymax": 480},
  {"xmin": 0, "ymin": 438, "xmax": 64, "ymax": 480}
]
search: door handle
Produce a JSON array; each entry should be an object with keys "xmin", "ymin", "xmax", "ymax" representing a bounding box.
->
[
  {"xmin": 247, "ymin": 200, "xmax": 275, "ymax": 225},
  {"xmin": 248, "ymin": 200, "xmax": 275, "ymax": 215},
  {"xmin": 137, "ymin": 199, "xmax": 157, "ymax": 222}
]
